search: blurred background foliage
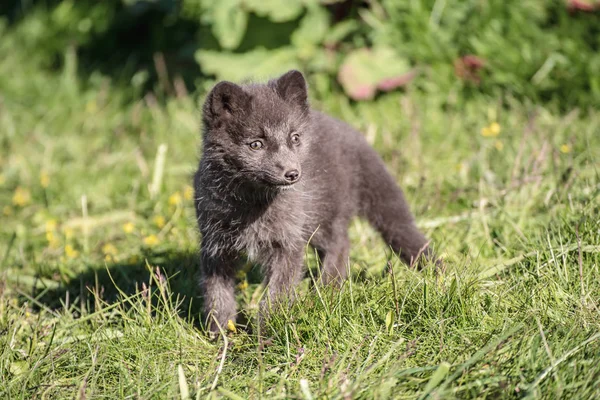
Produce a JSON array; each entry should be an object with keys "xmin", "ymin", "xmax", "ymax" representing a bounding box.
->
[{"xmin": 1, "ymin": 0, "xmax": 599, "ymax": 108}]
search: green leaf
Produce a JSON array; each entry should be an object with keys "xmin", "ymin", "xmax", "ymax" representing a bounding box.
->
[
  {"xmin": 374, "ymin": 377, "xmax": 398, "ymax": 400},
  {"xmin": 9, "ymin": 360, "xmax": 29, "ymax": 377},
  {"xmin": 291, "ymin": 5, "xmax": 329, "ymax": 49},
  {"xmin": 178, "ymin": 365, "xmax": 191, "ymax": 400},
  {"xmin": 385, "ymin": 310, "xmax": 394, "ymax": 335},
  {"xmin": 324, "ymin": 20, "xmax": 359, "ymax": 46},
  {"xmin": 217, "ymin": 387, "xmax": 246, "ymax": 400},
  {"xmin": 212, "ymin": 0, "xmax": 247, "ymax": 50},
  {"xmin": 245, "ymin": 0, "xmax": 304, "ymax": 22},
  {"xmin": 419, "ymin": 362, "xmax": 451, "ymax": 399},
  {"xmin": 196, "ymin": 47, "xmax": 300, "ymax": 82}
]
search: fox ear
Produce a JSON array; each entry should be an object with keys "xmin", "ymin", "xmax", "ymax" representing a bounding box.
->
[
  {"xmin": 271, "ymin": 70, "xmax": 308, "ymax": 109},
  {"xmin": 203, "ymin": 81, "xmax": 251, "ymax": 127}
]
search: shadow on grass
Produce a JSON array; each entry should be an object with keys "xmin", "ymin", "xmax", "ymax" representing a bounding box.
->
[
  {"xmin": 22, "ymin": 249, "xmax": 270, "ymax": 331},
  {"xmin": 24, "ymin": 250, "xmax": 204, "ymax": 324}
]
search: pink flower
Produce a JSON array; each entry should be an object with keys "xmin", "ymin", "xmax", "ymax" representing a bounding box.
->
[
  {"xmin": 567, "ymin": 0, "xmax": 597, "ymax": 13},
  {"xmin": 454, "ymin": 55, "xmax": 486, "ymax": 85}
]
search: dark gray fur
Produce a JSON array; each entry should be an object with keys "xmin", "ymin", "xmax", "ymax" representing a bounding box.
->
[{"xmin": 194, "ymin": 70, "xmax": 436, "ymax": 333}]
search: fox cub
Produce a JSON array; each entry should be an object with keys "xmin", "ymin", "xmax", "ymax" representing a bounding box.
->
[{"xmin": 194, "ymin": 70, "xmax": 437, "ymax": 332}]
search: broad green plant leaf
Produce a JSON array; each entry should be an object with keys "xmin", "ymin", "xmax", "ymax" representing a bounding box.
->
[
  {"xmin": 245, "ymin": 0, "xmax": 304, "ymax": 22},
  {"xmin": 324, "ymin": 20, "xmax": 359, "ymax": 46},
  {"xmin": 291, "ymin": 5, "xmax": 329, "ymax": 49},
  {"xmin": 212, "ymin": 0, "xmax": 248, "ymax": 50},
  {"xmin": 196, "ymin": 47, "xmax": 300, "ymax": 82}
]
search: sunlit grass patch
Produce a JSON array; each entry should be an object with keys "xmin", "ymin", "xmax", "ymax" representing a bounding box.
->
[{"xmin": 0, "ymin": 17, "xmax": 599, "ymax": 399}]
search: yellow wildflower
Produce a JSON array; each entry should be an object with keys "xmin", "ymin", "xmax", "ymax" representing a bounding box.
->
[
  {"xmin": 102, "ymin": 243, "xmax": 118, "ymax": 256},
  {"xmin": 153, "ymin": 215, "xmax": 166, "ymax": 229},
  {"xmin": 227, "ymin": 319, "xmax": 237, "ymax": 333},
  {"xmin": 3, "ymin": 206, "xmax": 12, "ymax": 216},
  {"xmin": 65, "ymin": 244, "xmax": 79, "ymax": 259},
  {"xmin": 46, "ymin": 231, "xmax": 60, "ymax": 248},
  {"xmin": 12, "ymin": 187, "xmax": 31, "ymax": 207},
  {"xmin": 169, "ymin": 191, "xmax": 182, "ymax": 206},
  {"xmin": 143, "ymin": 234, "xmax": 159, "ymax": 247},
  {"xmin": 40, "ymin": 170, "xmax": 50, "ymax": 188},
  {"xmin": 183, "ymin": 185, "xmax": 194, "ymax": 201},
  {"xmin": 494, "ymin": 140, "xmax": 504, "ymax": 151},
  {"xmin": 123, "ymin": 222, "xmax": 135, "ymax": 234},
  {"xmin": 45, "ymin": 219, "xmax": 58, "ymax": 232},
  {"xmin": 481, "ymin": 122, "xmax": 501, "ymax": 138},
  {"xmin": 238, "ymin": 280, "xmax": 248, "ymax": 290},
  {"xmin": 489, "ymin": 122, "xmax": 501, "ymax": 136},
  {"xmin": 560, "ymin": 144, "xmax": 571, "ymax": 154}
]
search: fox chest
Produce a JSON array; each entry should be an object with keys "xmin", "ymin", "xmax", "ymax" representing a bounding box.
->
[{"xmin": 230, "ymin": 205, "xmax": 307, "ymax": 261}]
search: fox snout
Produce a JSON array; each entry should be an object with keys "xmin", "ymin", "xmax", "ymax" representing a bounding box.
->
[
  {"xmin": 283, "ymin": 169, "xmax": 301, "ymax": 184},
  {"xmin": 270, "ymin": 161, "xmax": 301, "ymax": 186}
]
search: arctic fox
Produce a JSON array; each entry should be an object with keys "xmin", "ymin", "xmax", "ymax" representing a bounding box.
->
[{"xmin": 194, "ymin": 70, "xmax": 437, "ymax": 333}]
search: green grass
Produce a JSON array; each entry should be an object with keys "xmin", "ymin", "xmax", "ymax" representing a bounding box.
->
[{"xmin": 2, "ymin": 22, "xmax": 600, "ymax": 400}]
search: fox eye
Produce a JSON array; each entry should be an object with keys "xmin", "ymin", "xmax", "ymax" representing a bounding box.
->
[
  {"xmin": 291, "ymin": 133, "xmax": 300, "ymax": 145},
  {"xmin": 249, "ymin": 141, "xmax": 263, "ymax": 150}
]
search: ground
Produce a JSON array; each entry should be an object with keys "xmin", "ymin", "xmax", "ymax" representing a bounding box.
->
[{"xmin": 1, "ymin": 25, "xmax": 600, "ymax": 400}]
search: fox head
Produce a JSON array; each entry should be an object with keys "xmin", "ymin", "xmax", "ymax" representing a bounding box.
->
[{"xmin": 201, "ymin": 70, "xmax": 311, "ymax": 190}]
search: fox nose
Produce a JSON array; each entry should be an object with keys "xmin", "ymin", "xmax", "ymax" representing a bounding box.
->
[{"xmin": 284, "ymin": 169, "xmax": 300, "ymax": 183}]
